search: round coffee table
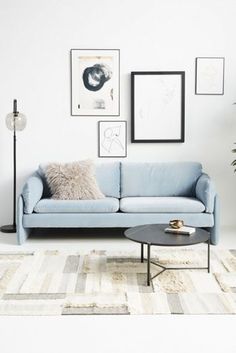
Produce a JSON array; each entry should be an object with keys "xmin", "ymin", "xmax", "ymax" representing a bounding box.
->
[{"xmin": 124, "ymin": 224, "xmax": 210, "ymax": 286}]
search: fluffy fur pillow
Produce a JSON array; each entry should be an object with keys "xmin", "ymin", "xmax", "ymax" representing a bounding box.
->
[{"xmin": 45, "ymin": 160, "xmax": 105, "ymax": 200}]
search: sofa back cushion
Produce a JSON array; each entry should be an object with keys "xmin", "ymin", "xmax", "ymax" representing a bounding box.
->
[
  {"xmin": 95, "ymin": 162, "xmax": 120, "ymax": 198},
  {"xmin": 121, "ymin": 162, "xmax": 202, "ymax": 197},
  {"xmin": 38, "ymin": 162, "xmax": 120, "ymax": 198}
]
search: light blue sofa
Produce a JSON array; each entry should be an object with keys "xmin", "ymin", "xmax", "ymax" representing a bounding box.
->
[{"xmin": 17, "ymin": 162, "xmax": 219, "ymax": 245}]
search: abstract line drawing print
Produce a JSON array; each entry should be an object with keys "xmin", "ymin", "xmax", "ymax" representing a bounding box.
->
[
  {"xmin": 195, "ymin": 57, "xmax": 225, "ymax": 95},
  {"xmin": 98, "ymin": 121, "xmax": 127, "ymax": 157},
  {"xmin": 102, "ymin": 125, "xmax": 124, "ymax": 154},
  {"xmin": 137, "ymin": 77, "xmax": 178, "ymax": 122},
  {"xmin": 138, "ymin": 77, "xmax": 178, "ymax": 120}
]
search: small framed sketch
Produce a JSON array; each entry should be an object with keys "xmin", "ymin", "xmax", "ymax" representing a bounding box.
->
[
  {"xmin": 70, "ymin": 49, "xmax": 120, "ymax": 116},
  {"xmin": 131, "ymin": 71, "xmax": 185, "ymax": 143},
  {"xmin": 98, "ymin": 121, "xmax": 127, "ymax": 158},
  {"xmin": 195, "ymin": 57, "xmax": 225, "ymax": 95}
]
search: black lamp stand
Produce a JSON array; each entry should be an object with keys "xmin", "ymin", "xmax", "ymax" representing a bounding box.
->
[{"xmin": 1, "ymin": 100, "xmax": 18, "ymax": 233}]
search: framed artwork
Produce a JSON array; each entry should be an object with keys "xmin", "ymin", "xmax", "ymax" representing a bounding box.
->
[
  {"xmin": 98, "ymin": 121, "xmax": 127, "ymax": 158},
  {"xmin": 131, "ymin": 71, "xmax": 185, "ymax": 143},
  {"xmin": 195, "ymin": 57, "xmax": 225, "ymax": 95},
  {"xmin": 70, "ymin": 49, "xmax": 120, "ymax": 116}
]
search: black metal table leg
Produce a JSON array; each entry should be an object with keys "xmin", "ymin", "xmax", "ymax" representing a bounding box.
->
[
  {"xmin": 147, "ymin": 243, "xmax": 151, "ymax": 286},
  {"xmin": 208, "ymin": 238, "xmax": 210, "ymax": 273},
  {"xmin": 141, "ymin": 243, "xmax": 144, "ymax": 263}
]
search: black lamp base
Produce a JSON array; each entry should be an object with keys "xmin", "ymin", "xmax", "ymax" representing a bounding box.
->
[{"xmin": 1, "ymin": 224, "xmax": 16, "ymax": 233}]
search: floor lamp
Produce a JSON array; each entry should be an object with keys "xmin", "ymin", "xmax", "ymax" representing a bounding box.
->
[{"xmin": 1, "ymin": 99, "xmax": 27, "ymax": 233}]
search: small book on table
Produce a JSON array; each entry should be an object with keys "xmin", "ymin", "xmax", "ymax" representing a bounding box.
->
[{"xmin": 164, "ymin": 226, "xmax": 196, "ymax": 235}]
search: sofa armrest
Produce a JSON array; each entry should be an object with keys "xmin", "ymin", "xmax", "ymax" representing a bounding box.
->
[
  {"xmin": 195, "ymin": 173, "xmax": 216, "ymax": 213},
  {"xmin": 21, "ymin": 172, "xmax": 44, "ymax": 214}
]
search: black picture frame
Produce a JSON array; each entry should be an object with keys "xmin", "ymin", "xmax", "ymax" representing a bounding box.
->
[
  {"xmin": 98, "ymin": 120, "xmax": 127, "ymax": 158},
  {"xmin": 195, "ymin": 57, "xmax": 225, "ymax": 95},
  {"xmin": 70, "ymin": 49, "xmax": 120, "ymax": 116},
  {"xmin": 131, "ymin": 71, "xmax": 185, "ymax": 143}
]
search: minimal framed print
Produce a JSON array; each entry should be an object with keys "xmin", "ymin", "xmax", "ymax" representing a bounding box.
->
[
  {"xmin": 98, "ymin": 121, "xmax": 127, "ymax": 158},
  {"xmin": 195, "ymin": 57, "xmax": 225, "ymax": 95},
  {"xmin": 70, "ymin": 49, "xmax": 120, "ymax": 116},
  {"xmin": 131, "ymin": 71, "xmax": 185, "ymax": 143}
]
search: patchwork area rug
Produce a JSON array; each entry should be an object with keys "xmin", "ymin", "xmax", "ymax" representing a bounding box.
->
[{"xmin": 0, "ymin": 249, "xmax": 236, "ymax": 315}]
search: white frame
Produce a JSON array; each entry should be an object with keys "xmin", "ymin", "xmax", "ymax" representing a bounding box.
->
[
  {"xmin": 70, "ymin": 49, "xmax": 120, "ymax": 116},
  {"xmin": 195, "ymin": 57, "xmax": 225, "ymax": 95}
]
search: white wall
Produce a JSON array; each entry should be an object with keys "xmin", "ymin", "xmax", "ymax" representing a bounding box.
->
[{"xmin": 0, "ymin": 0, "xmax": 236, "ymax": 227}]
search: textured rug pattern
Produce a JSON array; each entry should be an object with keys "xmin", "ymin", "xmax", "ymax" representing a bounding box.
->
[{"xmin": 0, "ymin": 249, "xmax": 236, "ymax": 315}]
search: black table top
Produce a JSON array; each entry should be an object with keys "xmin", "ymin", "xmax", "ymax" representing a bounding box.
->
[{"xmin": 124, "ymin": 224, "xmax": 209, "ymax": 246}]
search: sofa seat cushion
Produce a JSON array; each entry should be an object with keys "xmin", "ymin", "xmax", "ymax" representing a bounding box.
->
[
  {"xmin": 34, "ymin": 197, "xmax": 119, "ymax": 213},
  {"xmin": 119, "ymin": 197, "xmax": 205, "ymax": 213}
]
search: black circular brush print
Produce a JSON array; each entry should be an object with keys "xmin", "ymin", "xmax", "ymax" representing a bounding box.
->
[{"xmin": 82, "ymin": 63, "xmax": 112, "ymax": 91}]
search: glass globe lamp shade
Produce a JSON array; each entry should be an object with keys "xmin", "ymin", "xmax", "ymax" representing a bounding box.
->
[{"xmin": 6, "ymin": 113, "xmax": 27, "ymax": 131}]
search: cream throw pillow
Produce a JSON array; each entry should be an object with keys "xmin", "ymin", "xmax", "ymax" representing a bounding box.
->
[{"xmin": 45, "ymin": 160, "xmax": 105, "ymax": 200}]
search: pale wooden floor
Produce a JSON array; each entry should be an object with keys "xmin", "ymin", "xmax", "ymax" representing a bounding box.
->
[{"xmin": 0, "ymin": 226, "xmax": 235, "ymax": 251}]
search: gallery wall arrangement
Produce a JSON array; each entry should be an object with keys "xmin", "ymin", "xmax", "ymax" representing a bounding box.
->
[{"xmin": 70, "ymin": 49, "xmax": 225, "ymax": 158}]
